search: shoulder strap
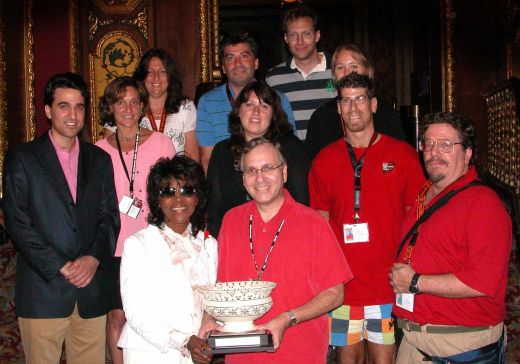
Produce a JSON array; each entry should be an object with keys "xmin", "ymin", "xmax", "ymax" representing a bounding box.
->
[{"xmin": 395, "ymin": 180, "xmax": 481, "ymax": 259}]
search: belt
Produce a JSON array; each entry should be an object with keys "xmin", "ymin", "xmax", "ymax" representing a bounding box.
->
[{"xmin": 396, "ymin": 318, "xmax": 490, "ymax": 334}]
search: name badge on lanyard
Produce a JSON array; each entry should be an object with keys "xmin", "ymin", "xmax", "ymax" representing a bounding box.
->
[
  {"xmin": 396, "ymin": 293, "xmax": 414, "ymax": 312},
  {"xmin": 344, "ymin": 133, "xmax": 377, "ymax": 244},
  {"xmin": 119, "ymin": 195, "xmax": 142, "ymax": 218},
  {"xmin": 343, "ymin": 222, "xmax": 369, "ymax": 243},
  {"xmin": 116, "ymin": 127, "xmax": 142, "ymax": 219}
]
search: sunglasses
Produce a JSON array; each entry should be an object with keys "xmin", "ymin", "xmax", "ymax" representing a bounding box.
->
[{"xmin": 159, "ymin": 186, "xmax": 196, "ymax": 197}]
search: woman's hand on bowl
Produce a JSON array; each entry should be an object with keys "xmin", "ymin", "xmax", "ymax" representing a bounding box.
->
[{"xmin": 187, "ymin": 335, "xmax": 212, "ymax": 364}]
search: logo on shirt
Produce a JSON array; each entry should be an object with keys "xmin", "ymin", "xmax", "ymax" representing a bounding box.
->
[
  {"xmin": 382, "ymin": 161, "xmax": 395, "ymax": 173},
  {"xmin": 326, "ymin": 79, "xmax": 335, "ymax": 93}
]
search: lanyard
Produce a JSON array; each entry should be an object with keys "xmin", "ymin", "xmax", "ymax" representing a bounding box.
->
[
  {"xmin": 225, "ymin": 83, "xmax": 235, "ymax": 106},
  {"xmin": 396, "ymin": 180, "xmax": 481, "ymax": 263},
  {"xmin": 115, "ymin": 126, "xmax": 140, "ymax": 197},
  {"xmin": 346, "ymin": 132, "xmax": 378, "ymax": 223},
  {"xmin": 249, "ymin": 214, "xmax": 285, "ymax": 281},
  {"xmin": 146, "ymin": 108, "xmax": 166, "ymax": 133}
]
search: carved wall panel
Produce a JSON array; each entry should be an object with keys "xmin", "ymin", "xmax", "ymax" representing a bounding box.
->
[
  {"xmin": 88, "ymin": 32, "xmax": 141, "ymax": 140},
  {"xmin": 81, "ymin": 0, "xmax": 149, "ymax": 142}
]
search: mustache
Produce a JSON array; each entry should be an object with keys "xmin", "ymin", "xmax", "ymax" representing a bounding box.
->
[{"xmin": 425, "ymin": 156, "xmax": 448, "ymax": 166}]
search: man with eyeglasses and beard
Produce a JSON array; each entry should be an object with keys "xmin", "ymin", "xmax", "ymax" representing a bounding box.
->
[
  {"xmin": 189, "ymin": 138, "xmax": 352, "ymax": 363},
  {"xmin": 309, "ymin": 73, "xmax": 424, "ymax": 363},
  {"xmin": 389, "ymin": 112, "xmax": 511, "ymax": 363}
]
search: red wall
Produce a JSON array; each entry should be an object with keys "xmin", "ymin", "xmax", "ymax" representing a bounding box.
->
[{"xmin": 33, "ymin": 1, "xmax": 71, "ymax": 137}]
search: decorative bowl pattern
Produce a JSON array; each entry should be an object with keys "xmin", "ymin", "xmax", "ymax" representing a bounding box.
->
[
  {"xmin": 197, "ymin": 281, "xmax": 276, "ymax": 302},
  {"xmin": 197, "ymin": 281, "xmax": 276, "ymax": 332}
]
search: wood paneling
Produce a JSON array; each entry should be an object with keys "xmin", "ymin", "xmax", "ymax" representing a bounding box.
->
[{"xmin": 154, "ymin": 0, "xmax": 199, "ymax": 99}]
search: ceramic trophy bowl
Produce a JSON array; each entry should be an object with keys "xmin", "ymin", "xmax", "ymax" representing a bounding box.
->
[{"xmin": 198, "ymin": 281, "xmax": 276, "ymax": 333}]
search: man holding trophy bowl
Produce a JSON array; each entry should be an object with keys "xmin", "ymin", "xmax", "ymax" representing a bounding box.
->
[{"xmin": 189, "ymin": 138, "xmax": 352, "ymax": 363}]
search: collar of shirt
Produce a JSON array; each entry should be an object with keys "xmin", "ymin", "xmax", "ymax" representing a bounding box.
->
[
  {"xmin": 290, "ymin": 52, "xmax": 327, "ymax": 79},
  {"xmin": 48, "ymin": 129, "xmax": 80, "ymax": 155}
]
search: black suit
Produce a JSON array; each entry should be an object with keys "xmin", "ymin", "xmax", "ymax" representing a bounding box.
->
[{"xmin": 3, "ymin": 132, "xmax": 120, "ymax": 319}]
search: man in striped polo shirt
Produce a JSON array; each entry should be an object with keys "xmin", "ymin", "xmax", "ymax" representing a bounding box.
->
[{"xmin": 266, "ymin": 5, "xmax": 336, "ymax": 141}]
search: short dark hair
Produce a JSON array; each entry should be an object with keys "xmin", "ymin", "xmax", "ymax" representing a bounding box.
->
[
  {"xmin": 44, "ymin": 72, "xmax": 88, "ymax": 108},
  {"xmin": 219, "ymin": 30, "xmax": 259, "ymax": 61},
  {"xmin": 420, "ymin": 112, "xmax": 476, "ymax": 164},
  {"xmin": 282, "ymin": 5, "xmax": 318, "ymax": 33},
  {"xmin": 228, "ymin": 81, "xmax": 293, "ymax": 160},
  {"xmin": 147, "ymin": 155, "xmax": 208, "ymax": 236},
  {"xmin": 98, "ymin": 76, "xmax": 148, "ymax": 127},
  {"xmin": 240, "ymin": 137, "xmax": 287, "ymax": 171},
  {"xmin": 336, "ymin": 73, "xmax": 376, "ymax": 99},
  {"xmin": 133, "ymin": 47, "xmax": 188, "ymax": 114}
]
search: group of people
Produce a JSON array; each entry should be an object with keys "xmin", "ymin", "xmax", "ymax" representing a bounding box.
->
[{"xmin": 2, "ymin": 4, "xmax": 513, "ymax": 364}]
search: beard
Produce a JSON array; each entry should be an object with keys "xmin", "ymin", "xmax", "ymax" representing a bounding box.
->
[{"xmin": 425, "ymin": 156, "xmax": 448, "ymax": 183}]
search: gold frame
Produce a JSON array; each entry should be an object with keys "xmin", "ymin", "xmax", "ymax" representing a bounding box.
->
[
  {"xmin": 441, "ymin": 0, "xmax": 454, "ymax": 113},
  {"xmin": 69, "ymin": 0, "xmax": 79, "ymax": 73},
  {"xmin": 199, "ymin": 0, "xmax": 221, "ymax": 83},
  {"xmin": 0, "ymin": 0, "xmax": 6, "ymax": 197},
  {"xmin": 24, "ymin": 0, "xmax": 35, "ymax": 142}
]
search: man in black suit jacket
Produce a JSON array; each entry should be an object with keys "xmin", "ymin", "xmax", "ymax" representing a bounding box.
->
[{"xmin": 3, "ymin": 73, "xmax": 120, "ymax": 364}]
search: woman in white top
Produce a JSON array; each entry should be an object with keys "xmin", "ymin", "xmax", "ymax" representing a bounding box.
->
[
  {"xmin": 118, "ymin": 155, "xmax": 217, "ymax": 363},
  {"xmin": 105, "ymin": 48, "xmax": 199, "ymax": 161}
]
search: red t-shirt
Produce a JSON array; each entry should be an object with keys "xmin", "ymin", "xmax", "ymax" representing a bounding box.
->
[
  {"xmin": 217, "ymin": 190, "xmax": 353, "ymax": 364},
  {"xmin": 309, "ymin": 135, "xmax": 425, "ymax": 305},
  {"xmin": 394, "ymin": 167, "xmax": 512, "ymax": 326}
]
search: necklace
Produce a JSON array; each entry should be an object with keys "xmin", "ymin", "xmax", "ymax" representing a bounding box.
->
[
  {"xmin": 117, "ymin": 130, "xmax": 141, "ymax": 142},
  {"xmin": 249, "ymin": 214, "xmax": 285, "ymax": 281}
]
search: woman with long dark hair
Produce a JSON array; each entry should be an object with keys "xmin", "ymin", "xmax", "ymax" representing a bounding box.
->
[
  {"xmin": 207, "ymin": 80, "xmax": 310, "ymax": 237},
  {"xmin": 104, "ymin": 48, "xmax": 199, "ymax": 161}
]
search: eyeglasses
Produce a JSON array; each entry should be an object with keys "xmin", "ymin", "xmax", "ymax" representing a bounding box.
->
[
  {"xmin": 159, "ymin": 186, "xmax": 196, "ymax": 197},
  {"xmin": 338, "ymin": 95, "xmax": 370, "ymax": 107},
  {"xmin": 419, "ymin": 138, "xmax": 463, "ymax": 153},
  {"xmin": 242, "ymin": 163, "xmax": 284, "ymax": 177}
]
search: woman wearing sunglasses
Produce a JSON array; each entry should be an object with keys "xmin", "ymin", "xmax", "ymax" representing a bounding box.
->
[
  {"xmin": 207, "ymin": 80, "xmax": 311, "ymax": 237},
  {"xmin": 117, "ymin": 155, "xmax": 217, "ymax": 363},
  {"xmin": 95, "ymin": 76, "xmax": 175, "ymax": 364}
]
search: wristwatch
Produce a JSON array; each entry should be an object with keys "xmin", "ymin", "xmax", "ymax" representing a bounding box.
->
[
  {"xmin": 409, "ymin": 273, "xmax": 421, "ymax": 294},
  {"xmin": 286, "ymin": 310, "xmax": 298, "ymax": 327}
]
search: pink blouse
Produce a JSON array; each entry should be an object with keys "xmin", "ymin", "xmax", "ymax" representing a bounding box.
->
[{"xmin": 96, "ymin": 132, "xmax": 175, "ymax": 256}]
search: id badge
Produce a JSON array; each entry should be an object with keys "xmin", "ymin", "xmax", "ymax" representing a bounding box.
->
[
  {"xmin": 396, "ymin": 293, "xmax": 414, "ymax": 312},
  {"xmin": 343, "ymin": 223, "xmax": 369, "ymax": 243},
  {"xmin": 119, "ymin": 195, "xmax": 142, "ymax": 219}
]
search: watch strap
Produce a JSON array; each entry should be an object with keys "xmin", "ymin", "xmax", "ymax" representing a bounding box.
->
[
  {"xmin": 286, "ymin": 310, "xmax": 298, "ymax": 327},
  {"xmin": 409, "ymin": 273, "xmax": 421, "ymax": 294}
]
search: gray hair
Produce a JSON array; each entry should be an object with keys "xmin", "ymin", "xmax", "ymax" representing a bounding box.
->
[{"xmin": 240, "ymin": 137, "xmax": 286, "ymax": 171}]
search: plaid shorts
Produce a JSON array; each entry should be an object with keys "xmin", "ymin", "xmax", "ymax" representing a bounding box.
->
[{"xmin": 329, "ymin": 303, "xmax": 395, "ymax": 346}]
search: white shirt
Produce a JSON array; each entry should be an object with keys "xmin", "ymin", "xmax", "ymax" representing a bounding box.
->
[{"xmin": 118, "ymin": 224, "xmax": 217, "ymax": 360}]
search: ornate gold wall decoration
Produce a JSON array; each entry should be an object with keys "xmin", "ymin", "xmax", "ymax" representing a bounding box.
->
[
  {"xmin": 199, "ymin": 0, "xmax": 210, "ymax": 83},
  {"xmin": 0, "ymin": 0, "xmax": 7, "ymax": 197},
  {"xmin": 199, "ymin": 0, "xmax": 221, "ymax": 83},
  {"xmin": 484, "ymin": 80, "xmax": 520, "ymax": 196},
  {"xmin": 69, "ymin": 0, "xmax": 79, "ymax": 72},
  {"xmin": 211, "ymin": 0, "xmax": 221, "ymax": 81},
  {"xmin": 93, "ymin": 0, "xmax": 141, "ymax": 15},
  {"xmin": 88, "ymin": 31, "xmax": 141, "ymax": 141},
  {"xmin": 89, "ymin": 8, "xmax": 148, "ymax": 41},
  {"xmin": 24, "ymin": 0, "xmax": 35, "ymax": 142},
  {"xmin": 88, "ymin": 11, "xmax": 115, "ymax": 40},
  {"xmin": 441, "ymin": 0, "xmax": 454, "ymax": 113},
  {"xmin": 121, "ymin": 9, "xmax": 148, "ymax": 40}
]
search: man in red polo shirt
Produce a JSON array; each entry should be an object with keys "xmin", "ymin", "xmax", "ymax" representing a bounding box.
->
[
  {"xmin": 390, "ymin": 112, "xmax": 511, "ymax": 363},
  {"xmin": 189, "ymin": 138, "xmax": 352, "ymax": 363},
  {"xmin": 309, "ymin": 73, "xmax": 424, "ymax": 363}
]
